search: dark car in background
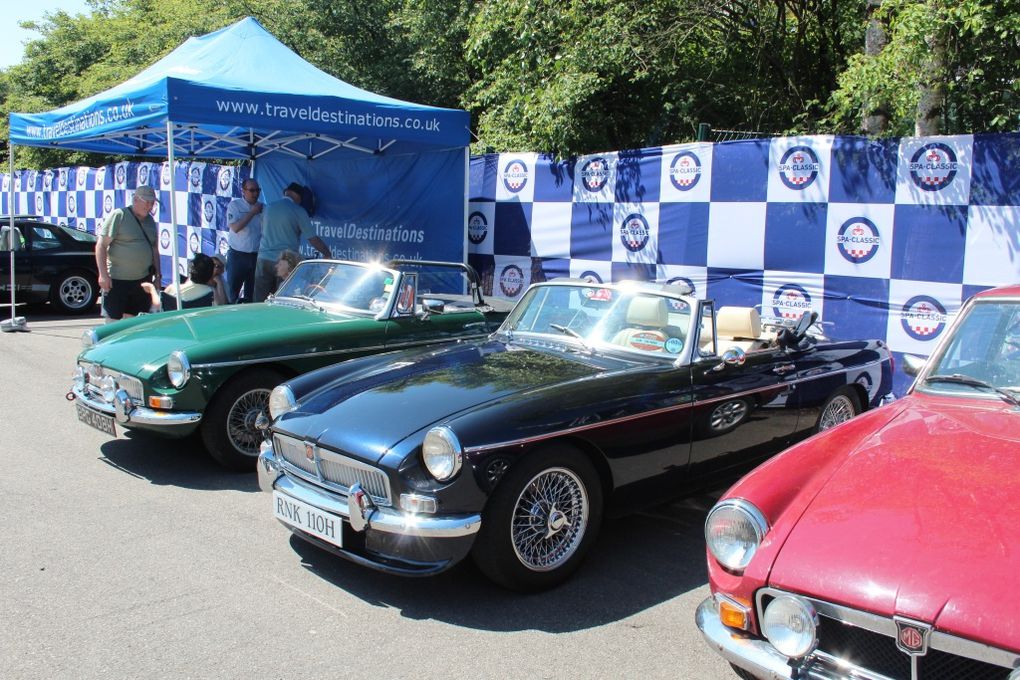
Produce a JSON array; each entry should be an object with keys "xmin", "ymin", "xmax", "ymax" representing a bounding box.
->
[
  {"xmin": 257, "ymin": 279, "xmax": 894, "ymax": 591},
  {"xmin": 0, "ymin": 215, "xmax": 100, "ymax": 314}
]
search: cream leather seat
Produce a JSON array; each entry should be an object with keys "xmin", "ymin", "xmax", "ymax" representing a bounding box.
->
[
  {"xmin": 612, "ymin": 297, "xmax": 669, "ymax": 351},
  {"xmin": 715, "ymin": 306, "xmax": 767, "ymax": 352}
]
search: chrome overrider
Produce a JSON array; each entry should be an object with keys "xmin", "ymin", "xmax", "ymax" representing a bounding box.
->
[
  {"xmin": 69, "ymin": 384, "xmax": 202, "ymax": 427},
  {"xmin": 257, "ymin": 439, "xmax": 481, "ymax": 540},
  {"xmin": 697, "ymin": 597, "xmax": 807, "ymax": 680}
]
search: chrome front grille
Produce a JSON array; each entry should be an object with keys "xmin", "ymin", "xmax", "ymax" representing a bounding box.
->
[
  {"xmin": 757, "ymin": 588, "xmax": 1018, "ymax": 680},
  {"xmin": 79, "ymin": 362, "xmax": 143, "ymax": 403},
  {"xmin": 274, "ymin": 433, "xmax": 392, "ymax": 506}
]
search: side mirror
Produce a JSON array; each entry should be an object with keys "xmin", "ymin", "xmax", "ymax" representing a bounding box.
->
[
  {"xmin": 902, "ymin": 354, "xmax": 927, "ymax": 377},
  {"xmin": 422, "ymin": 298, "xmax": 445, "ymax": 315},
  {"xmin": 710, "ymin": 346, "xmax": 746, "ymax": 372}
]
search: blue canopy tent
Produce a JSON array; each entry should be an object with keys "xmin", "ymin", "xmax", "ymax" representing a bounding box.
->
[{"xmin": 5, "ymin": 16, "xmax": 470, "ymax": 321}]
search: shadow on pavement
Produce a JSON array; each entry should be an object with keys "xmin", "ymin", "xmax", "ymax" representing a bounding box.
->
[
  {"xmin": 284, "ymin": 490, "xmax": 721, "ymax": 633},
  {"xmin": 98, "ymin": 430, "xmax": 260, "ymax": 492}
]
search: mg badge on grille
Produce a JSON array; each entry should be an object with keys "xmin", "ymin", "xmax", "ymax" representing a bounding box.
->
[
  {"xmin": 304, "ymin": 443, "xmax": 315, "ymax": 462},
  {"xmin": 894, "ymin": 617, "xmax": 932, "ymax": 656}
]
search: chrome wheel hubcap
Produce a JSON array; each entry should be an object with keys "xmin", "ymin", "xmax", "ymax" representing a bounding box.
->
[
  {"xmin": 511, "ymin": 467, "xmax": 589, "ymax": 572},
  {"xmin": 819, "ymin": 394, "xmax": 856, "ymax": 430},
  {"xmin": 61, "ymin": 276, "xmax": 91, "ymax": 309},
  {"xmin": 226, "ymin": 388, "xmax": 271, "ymax": 456},
  {"xmin": 710, "ymin": 400, "xmax": 748, "ymax": 431}
]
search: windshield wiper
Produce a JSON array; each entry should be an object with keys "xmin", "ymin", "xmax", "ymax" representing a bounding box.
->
[
  {"xmin": 925, "ymin": 373, "xmax": 1020, "ymax": 407},
  {"xmin": 549, "ymin": 323, "xmax": 594, "ymax": 353}
]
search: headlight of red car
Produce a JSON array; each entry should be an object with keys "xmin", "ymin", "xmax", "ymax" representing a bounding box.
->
[{"xmin": 704, "ymin": 498, "xmax": 769, "ymax": 572}]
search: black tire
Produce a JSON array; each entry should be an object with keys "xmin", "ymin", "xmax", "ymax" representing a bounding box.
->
[
  {"xmin": 50, "ymin": 270, "xmax": 97, "ymax": 314},
  {"xmin": 816, "ymin": 386, "xmax": 862, "ymax": 433},
  {"xmin": 201, "ymin": 368, "xmax": 285, "ymax": 471},
  {"xmin": 697, "ymin": 398, "xmax": 752, "ymax": 438},
  {"xmin": 472, "ymin": 446, "xmax": 603, "ymax": 592}
]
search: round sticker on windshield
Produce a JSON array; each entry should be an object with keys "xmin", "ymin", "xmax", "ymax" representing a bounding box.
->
[{"xmin": 665, "ymin": 337, "xmax": 684, "ymax": 354}]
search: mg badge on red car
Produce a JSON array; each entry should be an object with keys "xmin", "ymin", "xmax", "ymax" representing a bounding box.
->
[{"xmin": 895, "ymin": 617, "xmax": 932, "ymax": 656}]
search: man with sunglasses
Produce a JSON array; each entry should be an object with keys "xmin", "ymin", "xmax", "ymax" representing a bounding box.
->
[{"xmin": 225, "ymin": 179, "xmax": 263, "ymax": 303}]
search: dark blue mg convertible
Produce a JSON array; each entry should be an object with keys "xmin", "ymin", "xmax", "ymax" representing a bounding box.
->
[{"xmin": 257, "ymin": 279, "xmax": 893, "ymax": 591}]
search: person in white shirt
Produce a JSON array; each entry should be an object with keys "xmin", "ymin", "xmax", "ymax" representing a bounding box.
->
[{"xmin": 225, "ymin": 179, "xmax": 263, "ymax": 303}]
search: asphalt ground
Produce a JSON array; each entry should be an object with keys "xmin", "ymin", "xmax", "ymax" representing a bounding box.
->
[{"xmin": 0, "ymin": 307, "xmax": 734, "ymax": 680}]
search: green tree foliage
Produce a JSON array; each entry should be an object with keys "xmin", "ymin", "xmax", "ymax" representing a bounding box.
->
[{"xmin": 826, "ymin": 0, "xmax": 1020, "ymax": 135}]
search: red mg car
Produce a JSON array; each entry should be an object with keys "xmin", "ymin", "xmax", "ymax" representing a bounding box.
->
[{"xmin": 697, "ymin": 285, "xmax": 1020, "ymax": 679}]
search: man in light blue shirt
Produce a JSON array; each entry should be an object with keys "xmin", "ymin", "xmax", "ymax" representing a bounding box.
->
[
  {"xmin": 225, "ymin": 179, "xmax": 263, "ymax": 303},
  {"xmin": 253, "ymin": 182, "xmax": 331, "ymax": 302}
]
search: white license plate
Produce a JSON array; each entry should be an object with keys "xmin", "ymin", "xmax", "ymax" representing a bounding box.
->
[
  {"xmin": 76, "ymin": 402, "xmax": 116, "ymax": 436},
  {"xmin": 273, "ymin": 491, "xmax": 343, "ymax": 548}
]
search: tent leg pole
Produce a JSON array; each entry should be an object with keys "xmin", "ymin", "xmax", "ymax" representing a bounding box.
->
[
  {"xmin": 2, "ymin": 147, "xmax": 27, "ymax": 332},
  {"xmin": 166, "ymin": 120, "xmax": 182, "ymax": 309}
]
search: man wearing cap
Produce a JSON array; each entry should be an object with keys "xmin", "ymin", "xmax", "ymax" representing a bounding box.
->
[
  {"xmin": 253, "ymin": 182, "xmax": 331, "ymax": 302},
  {"xmin": 224, "ymin": 178, "xmax": 263, "ymax": 303},
  {"xmin": 95, "ymin": 185, "xmax": 161, "ymax": 321}
]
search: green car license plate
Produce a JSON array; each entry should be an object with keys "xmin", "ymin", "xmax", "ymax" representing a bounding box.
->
[{"xmin": 76, "ymin": 401, "xmax": 116, "ymax": 436}]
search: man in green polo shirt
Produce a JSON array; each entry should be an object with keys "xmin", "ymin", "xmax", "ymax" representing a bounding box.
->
[{"xmin": 95, "ymin": 185, "xmax": 161, "ymax": 320}]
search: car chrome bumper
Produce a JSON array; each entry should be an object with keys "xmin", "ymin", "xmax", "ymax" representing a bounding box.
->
[
  {"xmin": 71, "ymin": 385, "xmax": 202, "ymax": 428},
  {"xmin": 696, "ymin": 597, "xmax": 801, "ymax": 680},
  {"xmin": 257, "ymin": 442, "xmax": 481, "ymax": 540}
]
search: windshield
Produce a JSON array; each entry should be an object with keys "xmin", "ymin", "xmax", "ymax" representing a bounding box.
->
[
  {"xmin": 923, "ymin": 300, "xmax": 1020, "ymax": 393},
  {"xmin": 274, "ymin": 261, "xmax": 396, "ymax": 314},
  {"xmin": 59, "ymin": 226, "xmax": 97, "ymax": 243},
  {"xmin": 504, "ymin": 283, "xmax": 693, "ymax": 359}
]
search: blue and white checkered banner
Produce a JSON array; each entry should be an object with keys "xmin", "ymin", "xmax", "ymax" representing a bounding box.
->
[
  {"xmin": 468, "ymin": 133, "xmax": 1020, "ymax": 395},
  {"xmin": 1, "ymin": 161, "xmax": 251, "ymax": 284}
]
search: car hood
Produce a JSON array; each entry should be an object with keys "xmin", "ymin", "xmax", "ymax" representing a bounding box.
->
[
  {"xmin": 81, "ymin": 302, "xmax": 364, "ymax": 375},
  {"xmin": 768, "ymin": 393, "xmax": 1020, "ymax": 649},
  {"xmin": 277, "ymin": 341, "xmax": 607, "ymax": 462}
]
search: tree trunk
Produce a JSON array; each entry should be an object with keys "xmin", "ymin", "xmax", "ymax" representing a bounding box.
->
[
  {"xmin": 915, "ymin": 10, "xmax": 947, "ymax": 137},
  {"xmin": 863, "ymin": 0, "xmax": 889, "ymax": 135}
]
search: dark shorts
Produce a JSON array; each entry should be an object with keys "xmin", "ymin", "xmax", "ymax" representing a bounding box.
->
[{"xmin": 103, "ymin": 278, "xmax": 152, "ymax": 319}]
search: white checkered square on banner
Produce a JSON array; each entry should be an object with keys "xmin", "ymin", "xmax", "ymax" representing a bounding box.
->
[
  {"xmin": 767, "ymin": 136, "xmax": 833, "ymax": 204},
  {"xmin": 573, "ymin": 152, "xmax": 618, "ymax": 204},
  {"xmin": 612, "ymin": 202, "xmax": 658, "ymax": 265},
  {"xmin": 707, "ymin": 202, "xmax": 767, "ymax": 270},
  {"xmin": 761, "ymin": 271, "xmax": 825, "ymax": 323},
  {"xmin": 659, "ymin": 142, "xmax": 714, "ymax": 204},
  {"xmin": 823, "ymin": 202, "xmax": 894, "ymax": 279},
  {"xmin": 886, "ymin": 279, "xmax": 963, "ymax": 356},
  {"xmin": 530, "ymin": 202, "xmax": 573, "ymax": 258},
  {"xmin": 495, "ymin": 153, "xmax": 537, "ymax": 202},
  {"xmin": 963, "ymin": 205, "xmax": 1020, "ymax": 286},
  {"xmin": 569, "ymin": 259, "xmax": 611, "ymax": 285},
  {"xmin": 895, "ymin": 135, "xmax": 973, "ymax": 206},
  {"xmin": 493, "ymin": 255, "xmax": 532, "ymax": 300},
  {"xmin": 467, "ymin": 201, "xmax": 496, "ymax": 255}
]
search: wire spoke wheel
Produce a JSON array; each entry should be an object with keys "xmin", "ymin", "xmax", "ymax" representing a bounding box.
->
[
  {"xmin": 226, "ymin": 387, "xmax": 271, "ymax": 456},
  {"xmin": 819, "ymin": 394, "xmax": 857, "ymax": 431},
  {"xmin": 510, "ymin": 467, "xmax": 589, "ymax": 572}
]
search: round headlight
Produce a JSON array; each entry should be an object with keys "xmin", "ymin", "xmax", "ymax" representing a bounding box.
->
[
  {"xmin": 422, "ymin": 426, "xmax": 462, "ymax": 481},
  {"xmin": 705, "ymin": 499, "xmax": 769, "ymax": 572},
  {"xmin": 268, "ymin": 385, "xmax": 297, "ymax": 420},
  {"xmin": 81, "ymin": 328, "xmax": 98, "ymax": 348},
  {"xmin": 167, "ymin": 351, "xmax": 190, "ymax": 389},
  {"xmin": 99, "ymin": 375, "xmax": 117, "ymax": 403},
  {"xmin": 762, "ymin": 594, "xmax": 818, "ymax": 659},
  {"xmin": 72, "ymin": 365, "xmax": 86, "ymax": 391}
]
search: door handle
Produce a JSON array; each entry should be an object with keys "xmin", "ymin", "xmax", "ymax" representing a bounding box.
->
[{"xmin": 773, "ymin": 363, "xmax": 796, "ymax": 375}]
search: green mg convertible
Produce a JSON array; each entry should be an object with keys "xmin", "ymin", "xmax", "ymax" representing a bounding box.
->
[{"xmin": 69, "ymin": 259, "xmax": 510, "ymax": 470}]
